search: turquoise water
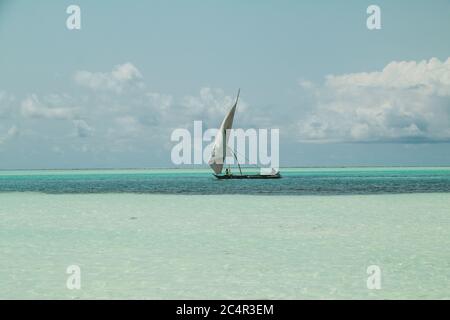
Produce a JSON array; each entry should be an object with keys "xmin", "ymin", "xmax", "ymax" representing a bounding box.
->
[
  {"xmin": 0, "ymin": 168, "xmax": 449, "ymax": 299},
  {"xmin": 1, "ymin": 167, "xmax": 450, "ymax": 195}
]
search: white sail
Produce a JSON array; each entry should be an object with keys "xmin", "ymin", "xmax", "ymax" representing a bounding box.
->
[{"xmin": 208, "ymin": 90, "xmax": 240, "ymax": 174}]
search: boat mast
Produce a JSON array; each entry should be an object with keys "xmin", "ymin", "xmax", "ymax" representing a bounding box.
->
[{"xmin": 231, "ymin": 149, "xmax": 243, "ymax": 175}]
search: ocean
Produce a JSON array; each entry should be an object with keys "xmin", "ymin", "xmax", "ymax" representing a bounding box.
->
[
  {"xmin": 1, "ymin": 167, "xmax": 449, "ymax": 299},
  {"xmin": 1, "ymin": 167, "xmax": 450, "ymax": 195}
]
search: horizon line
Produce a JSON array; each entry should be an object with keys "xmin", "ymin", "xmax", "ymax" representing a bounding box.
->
[{"xmin": 1, "ymin": 165, "xmax": 450, "ymax": 171}]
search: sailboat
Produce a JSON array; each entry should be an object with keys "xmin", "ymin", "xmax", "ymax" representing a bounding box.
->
[{"xmin": 208, "ymin": 89, "xmax": 281, "ymax": 179}]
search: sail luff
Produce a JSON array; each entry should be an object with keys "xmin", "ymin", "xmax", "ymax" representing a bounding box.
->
[{"xmin": 208, "ymin": 90, "xmax": 240, "ymax": 174}]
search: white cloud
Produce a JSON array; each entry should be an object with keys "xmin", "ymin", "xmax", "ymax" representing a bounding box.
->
[
  {"xmin": 0, "ymin": 125, "xmax": 19, "ymax": 145},
  {"xmin": 181, "ymin": 87, "xmax": 248, "ymax": 126},
  {"xmin": 115, "ymin": 115, "xmax": 141, "ymax": 134},
  {"xmin": 73, "ymin": 119, "xmax": 94, "ymax": 138},
  {"xmin": 0, "ymin": 91, "xmax": 15, "ymax": 118},
  {"xmin": 72, "ymin": 64, "xmax": 245, "ymax": 131},
  {"xmin": 326, "ymin": 57, "xmax": 450, "ymax": 95},
  {"xmin": 146, "ymin": 92, "xmax": 173, "ymax": 112},
  {"xmin": 21, "ymin": 94, "xmax": 75, "ymax": 119},
  {"xmin": 74, "ymin": 62, "xmax": 143, "ymax": 93},
  {"xmin": 106, "ymin": 115, "xmax": 144, "ymax": 140},
  {"xmin": 298, "ymin": 57, "xmax": 450, "ymax": 142}
]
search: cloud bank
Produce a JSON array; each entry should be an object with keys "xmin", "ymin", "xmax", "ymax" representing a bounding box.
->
[
  {"xmin": 1, "ymin": 59, "xmax": 449, "ymax": 166},
  {"xmin": 298, "ymin": 57, "xmax": 450, "ymax": 142},
  {"xmin": 21, "ymin": 94, "xmax": 76, "ymax": 120},
  {"xmin": 74, "ymin": 62, "xmax": 143, "ymax": 93}
]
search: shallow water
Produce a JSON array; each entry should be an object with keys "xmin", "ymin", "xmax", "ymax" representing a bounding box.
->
[
  {"xmin": 1, "ymin": 167, "xmax": 450, "ymax": 195},
  {"xmin": 1, "ymin": 192, "xmax": 450, "ymax": 299}
]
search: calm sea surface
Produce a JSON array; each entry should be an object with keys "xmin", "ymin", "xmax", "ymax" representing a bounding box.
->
[
  {"xmin": 1, "ymin": 167, "xmax": 450, "ymax": 195},
  {"xmin": 1, "ymin": 167, "xmax": 450, "ymax": 299}
]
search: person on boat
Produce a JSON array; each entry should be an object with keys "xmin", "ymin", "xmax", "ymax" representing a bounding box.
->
[{"xmin": 225, "ymin": 168, "xmax": 231, "ymax": 176}]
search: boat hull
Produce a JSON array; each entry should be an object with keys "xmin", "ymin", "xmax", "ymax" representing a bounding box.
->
[{"xmin": 213, "ymin": 173, "xmax": 281, "ymax": 179}]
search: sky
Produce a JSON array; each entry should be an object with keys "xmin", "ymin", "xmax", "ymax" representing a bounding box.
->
[{"xmin": 0, "ymin": 0, "xmax": 449, "ymax": 169}]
